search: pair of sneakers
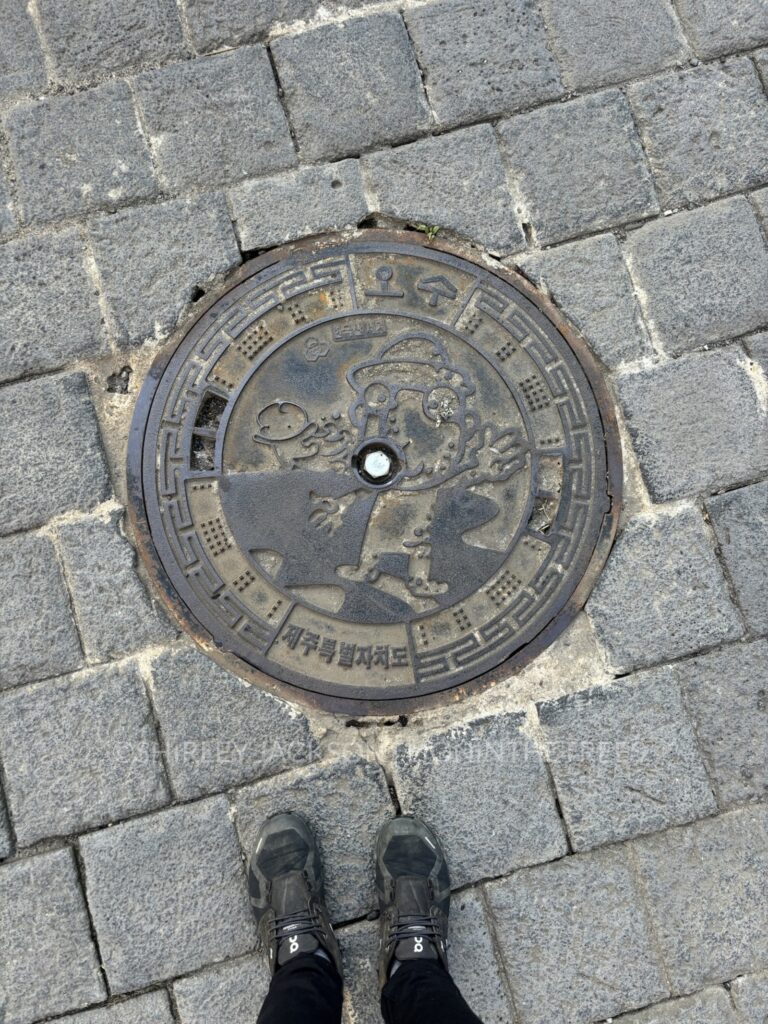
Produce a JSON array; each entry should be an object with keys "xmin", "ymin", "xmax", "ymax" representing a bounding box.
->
[{"xmin": 248, "ymin": 812, "xmax": 451, "ymax": 987}]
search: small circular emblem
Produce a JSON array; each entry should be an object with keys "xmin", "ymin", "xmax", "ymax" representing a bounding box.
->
[{"xmin": 129, "ymin": 232, "xmax": 621, "ymax": 713}]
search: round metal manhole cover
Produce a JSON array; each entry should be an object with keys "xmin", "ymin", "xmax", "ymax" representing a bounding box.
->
[{"xmin": 129, "ymin": 231, "xmax": 621, "ymax": 714}]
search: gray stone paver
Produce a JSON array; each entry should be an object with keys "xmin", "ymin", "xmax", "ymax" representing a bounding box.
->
[
  {"xmin": 363, "ymin": 124, "xmax": 525, "ymax": 254},
  {"xmin": 80, "ymin": 797, "xmax": 256, "ymax": 993},
  {"xmin": 404, "ymin": 0, "xmax": 562, "ymax": 128},
  {"xmin": 498, "ymin": 90, "xmax": 659, "ymax": 246},
  {"xmin": 385, "ymin": 712, "xmax": 567, "ymax": 888},
  {"xmin": 235, "ymin": 754, "xmax": 394, "ymax": 921},
  {"xmin": 673, "ymin": 0, "xmax": 768, "ymax": 58},
  {"xmin": 731, "ymin": 970, "xmax": 768, "ymax": 1024},
  {"xmin": 586, "ymin": 508, "xmax": 743, "ymax": 673},
  {"xmin": 0, "ymin": 662, "xmax": 169, "ymax": 845},
  {"xmin": 631, "ymin": 805, "xmax": 768, "ymax": 993},
  {"xmin": 58, "ymin": 512, "xmax": 175, "ymax": 661},
  {"xmin": 0, "ymin": 791, "xmax": 13, "ymax": 860},
  {"xmin": 706, "ymin": 480, "xmax": 768, "ymax": 635},
  {"xmin": 48, "ymin": 992, "xmax": 175, "ymax": 1024},
  {"xmin": 538, "ymin": 669, "xmax": 716, "ymax": 851},
  {"xmin": 0, "ymin": 0, "xmax": 47, "ymax": 103},
  {"xmin": 271, "ymin": 14, "xmax": 431, "ymax": 162},
  {"xmin": 172, "ymin": 954, "xmax": 270, "ymax": 1024},
  {"xmin": 615, "ymin": 988, "xmax": 740, "ymax": 1024},
  {"xmin": 0, "ymin": 848, "xmax": 106, "ymax": 1024},
  {"xmin": 5, "ymin": 81, "xmax": 157, "ymax": 225},
  {"xmin": 0, "ymin": 165, "xmax": 15, "ymax": 236},
  {"xmin": 747, "ymin": 330, "xmax": 768, "ymax": 375},
  {"xmin": 616, "ymin": 348, "xmax": 768, "ymax": 501},
  {"xmin": 674, "ymin": 641, "xmax": 768, "ymax": 806},
  {"xmin": 148, "ymin": 646, "xmax": 318, "ymax": 799},
  {"xmin": 0, "ymin": 372, "xmax": 111, "ymax": 535},
  {"xmin": 486, "ymin": 846, "xmax": 668, "ymax": 1024}
]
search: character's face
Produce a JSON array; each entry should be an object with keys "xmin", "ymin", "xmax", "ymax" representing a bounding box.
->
[{"xmin": 384, "ymin": 386, "xmax": 465, "ymax": 486}]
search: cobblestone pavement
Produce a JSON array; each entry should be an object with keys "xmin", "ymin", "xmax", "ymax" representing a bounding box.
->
[{"xmin": 1, "ymin": 1, "xmax": 768, "ymax": 1022}]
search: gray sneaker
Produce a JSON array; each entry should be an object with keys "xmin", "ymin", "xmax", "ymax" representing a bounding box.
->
[
  {"xmin": 375, "ymin": 815, "xmax": 451, "ymax": 988},
  {"xmin": 248, "ymin": 811, "xmax": 342, "ymax": 977}
]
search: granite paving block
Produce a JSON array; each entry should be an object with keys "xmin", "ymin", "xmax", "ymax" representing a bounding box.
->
[
  {"xmin": 0, "ymin": 228, "xmax": 107, "ymax": 383},
  {"xmin": 88, "ymin": 194, "xmax": 240, "ymax": 347},
  {"xmin": 0, "ymin": 166, "xmax": 15, "ymax": 236},
  {"xmin": 0, "ymin": 791, "xmax": 13, "ymax": 860},
  {"xmin": 624, "ymin": 197, "xmax": 768, "ymax": 355},
  {"xmin": 230, "ymin": 160, "xmax": 368, "ymax": 252},
  {"xmin": 747, "ymin": 330, "xmax": 768, "ymax": 375},
  {"xmin": 338, "ymin": 920, "xmax": 381, "ymax": 1024},
  {"xmin": 134, "ymin": 47, "xmax": 295, "ymax": 191},
  {"xmin": 516, "ymin": 234, "xmax": 650, "ymax": 368},
  {"xmin": 6, "ymin": 81, "xmax": 156, "ymax": 225},
  {"xmin": 80, "ymin": 797, "xmax": 256, "ymax": 992},
  {"xmin": 271, "ymin": 14, "xmax": 431, "ymax": 162},
  {"xmin": 173, "ymin": 955, "xmax": 270, "ymax": 1024},
  {"xmin": 37, "ymin": 0, "xmax": 185, "ymax": 87},
  {"xmin": 498, "ymin": 90, "xmax": 658, "ymax": 246},
  {"xmin": 617, "ymin": 988, "xmax": 740, "ymax": 1023},
  {"xmin": 49, "ymin": 992, "xmax": 175, "ymax": 1024},
  {"xmin": 586, "ymin": 508, "xmax": 743, "ymax": 673},
  {"xmin": 731, "ymin": 971, "xmax": 768, "ymax": 1024},
  {"xmin": 631, "ymin": 805, "xmax": 768, "ymax": 991},
  {"xmin": 0, "ymin": 0, "xmax": 47, "ymax": 103},
  {"xmin": 148, "ymin": 646, "xmax": 318, "ymax": 799},
  {"xmin": 386, "ymin": 712, "xmax": 567, "ymax": 887},
  {"xmin": 674, "ymin": 641, "xmax": 768, "ymax": 807},
  {"xmin": 362, "ymin": 124, "xmax": 525, "ymax": 254},
  {"xmin": 58, "ymin": 512, "xmax": 174, "ymax": 661},
  {"xmin": 0, "ymin": 663, "xmax": 169, "ymax": 845},
  {"xmin": 541, "ymin": 0, "xmax": 687, "ymax": 90},
  {"xmin": 235, "ymin": 755, "xmax": 394, "ymax": 921},
  {"xmin": 0, "ymin": 372, "xmax": 111, "ymax": 535},
  {"xmin": 538, "ymin": 669, "xmax": 716, "ymax": 851},
  {"xmin": 706, "ymin": 481, "xmax": 768, "ymax": 635},
  {"xmin": 749, "ymin": 184, "xmax": 768, "ymax": 230},
  {"xmin": 616, "ymin": 349, "xmax": 768, "ymax": 501},
  {"xmin": 486, "ymin": 846, "xmax": 668, "ymax": 1024},
  {"xmin": 0, "ymin": 848, "xmax": 105, "ymax": 1024},
  {"xmin": 674, "ymin": 0, "xmax": 768, "ymax": 58},
  {"xmin": 0, "ymin": 532, "xmax": 82, "ymax": 689},
  {"xmin": 404, "ymin": 0, "xmax": 562, "ymax": 127},
  {"xmin": 628, "ymin": 60, "xmax": 768, "ymax": 207}
]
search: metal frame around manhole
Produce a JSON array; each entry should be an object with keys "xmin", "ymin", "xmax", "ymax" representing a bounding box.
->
[{"xmin": 127, "ymin": 229, "xmax": 622, "ymax": 716}]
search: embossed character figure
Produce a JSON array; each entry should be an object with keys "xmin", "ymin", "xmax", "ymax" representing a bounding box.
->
[{"xmin": 249, "ymin": 812, "xmax": 484, "ymax": 1024}]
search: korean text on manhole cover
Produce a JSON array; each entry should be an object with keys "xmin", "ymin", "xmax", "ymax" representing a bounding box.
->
[{"xmin": 129, "ymin": 232, "xmax": 621, "ymax": 712}]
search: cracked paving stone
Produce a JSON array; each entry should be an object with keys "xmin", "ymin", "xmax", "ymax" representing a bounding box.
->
[
  {"xmin": 616, "ymin": 348, "xmax": 768, "ymax": 502},
  {"xmin": 538, "ymin": 668, "xmax": 716, "ymax": 851},
  {"xmin": 80, "ymin": 796, "xmax": 256, "ymax": 993},
  {"xmin": 0, "ymin": 228, "xmax": 107, "ymax": 384},
  {"xmin": 235, "ymin": 754, "xmax": 394, "ymax": 922},
  {"xmin": 706, "ymin": 480, "xmax": 768, "ymax": 636},
  {"xmin": 498, "ymin": 90, "xmax": 658, "ymax": 246},
  {"xmin": 617, "ymin": 987, "xmax": 741, "ymax": 1024},
  {"xmin": 404, "ymin": 0, "xmax": 562, "ymax": 128},
  {"xmin": 362, "ymin": 124, "xmax": 525, "ymax": 255},
  {"xmin": 385, "ymin": 712, "xmax": 567, "ymax": 888},
  {"xmin": 270, "ymin": 14, "xmax": 431, "ymax": 163},
  {"xmin": 230, "ymin": 160, "xmax": 368, "ymax": 252},
  {"xmin": 630, "ymin": 805, "xmax": 768, "ymax": 992},
  {"xmin": 731, "ymin": 970, "xmax": 768, "ymax": 1024},
  {"xmin": 0, "ymin": 372, "xmax": 111, "ymax": 535},
  {"xmin": 486, "ymin": 846, "xmax": 668, "ymax": 1024},
  {"xmin": 0, "ymin": 790, "xmax": 12, "ymax": 860},
  {"xmin": 515, "ymin": 233, "xmax": 650, "ymax": 368},
  {"xmin": 0, "ymin": 662, "xmax": 169, "ymax": 846},
  {"xmin": 586, "ymin": 507, "xmax": 743, "ymax": 673},
  {"xmin": 674, "ymin": 640, "xmax": 768, "ymax": 807},
  {"xmin": 5, "ymin": 81, "xmax": 157, "ymax": 225},
  {"xmin": 37, "ymin": 0, "xmax": 185, "ymax": 87},
  {"xmin": 0, "ymin": 848, "xmax": 105, "ymax": 1024},
  {"xmin": 0, "ymin": 532, "xmax": 82, "ymax": 690},
  {"xmin": 673, "ymin": 0, "xmax": 768, "ymax": 58},
  {"xmin": 148, "ymin": 646, "xmax": 319, "ymax": 800},
  {"xmin": 0, "ymin": 0, "xmax": 47, "ymax": 103},
  {"xmin": 58, "ymin": 511, "xmax": 175, "ymax": 661},
  {"xmin": 623, "ymin": 197, "xmax": 768, "ymax": 355},
  {"xmin": 540, "ymin": 0, "xmax": 687, "ymax": 90},
  {"xmin": 88, "ymin": 194, "xmax": 240, "ymax": 348},
  {"xmin": 48, "ymin": 992, "xmax": 175, "ymax": 1024},
  {"xmin": 134, "ymin": 47, "xmax": 295, "ymax": 191},
  {"xmin": 628, "ymin": 59, "xmax": 768, "ymax": 207},
  {"xmin": 173, "ymin": 955, "xmax": 269, "ymax": 1024}
]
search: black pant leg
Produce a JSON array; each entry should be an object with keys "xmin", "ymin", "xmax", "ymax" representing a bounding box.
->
[
  {"xmin": 257, "ymin": 953, "xmax": 343, "ymax": 1024},
  {"xmin": 381, "ymin": 960, "xmax": 484, "ymax": 1024}
]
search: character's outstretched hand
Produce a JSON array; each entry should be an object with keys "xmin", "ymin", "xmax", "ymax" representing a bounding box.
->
[{"xmin": 469, "ymin": 426, "xmax": 529, "ymax": 483}]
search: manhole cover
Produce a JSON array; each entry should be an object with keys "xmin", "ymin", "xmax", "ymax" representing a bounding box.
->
[{"xmin": 129, "ymin": 231, "xmax": 621, "ymax": 714}]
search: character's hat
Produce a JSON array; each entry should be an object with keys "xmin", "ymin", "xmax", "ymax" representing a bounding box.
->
[{"xmin": 347, "ymin": 332, "xmax": 474, "ymax": 397}]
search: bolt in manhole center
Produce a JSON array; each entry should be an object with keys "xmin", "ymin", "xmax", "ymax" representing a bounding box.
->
[{"xmin": 129, "ymin": 231, "xmax": 621, "ymax": 714}]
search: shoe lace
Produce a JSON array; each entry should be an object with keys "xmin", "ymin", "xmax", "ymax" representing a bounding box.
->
[
  {"xmin": 268, "ymin": 905, "xmax": 323, "ymax": 943},
  {"xmin": 388, "ymin": 910, "xmax": 441, "ymax": 946}
]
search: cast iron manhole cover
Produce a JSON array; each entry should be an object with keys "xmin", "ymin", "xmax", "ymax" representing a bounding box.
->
[{"xmin": 129, "ymin": 231, "xmax": 621, "ymax": 713}]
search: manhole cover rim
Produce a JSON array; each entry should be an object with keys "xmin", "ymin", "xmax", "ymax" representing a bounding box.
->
[{"xmin": 127, "ymin": 228, "xmax": 622, "ymax": 717}]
